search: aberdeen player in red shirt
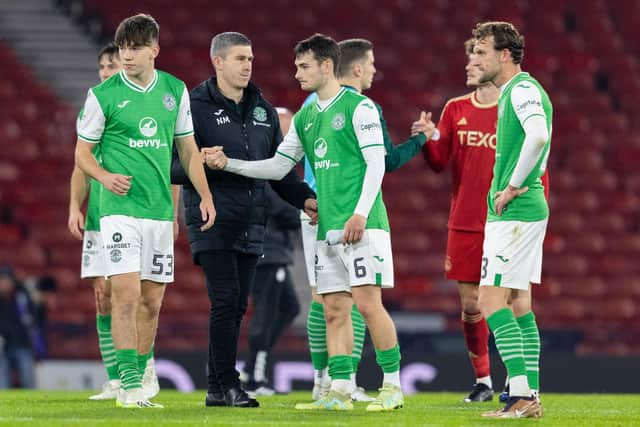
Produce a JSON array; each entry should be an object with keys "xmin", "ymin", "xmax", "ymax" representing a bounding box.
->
[{"xmin": 421, "ymin": 39, "xmax": 501, "ymax": 403}]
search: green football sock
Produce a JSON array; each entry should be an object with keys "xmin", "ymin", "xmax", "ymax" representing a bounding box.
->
[
  {"xmin": 375, "ymin": 344, "xmax": 401, "ymax": 373},
  {"xmin": 307, "ymin": 301, "xmax": 328, "ymax": 371},
  {"xmin": 116, "ymin": 349, "xmax": 141, "ymax": 391},
  {"xmin": 96, "ymin": 314, "xmax": 119, "ymax": 381},
  {"xmin": 487, "ymin": 308, "xmax": 527, "ymax": 380},
  {"xmin": 328, "ymin": 355, "xmax": 353, "ymax": 380},
  {"xmin": 517, "ymin": 311, "xmax": 541, "ymax": 391},
  {"xmin": 351, "ymin": 304, "xmax": 366, "ymax": 373}
]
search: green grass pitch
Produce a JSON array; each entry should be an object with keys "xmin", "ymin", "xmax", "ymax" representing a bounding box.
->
[{"xmin": 1, "ymin": 390, "xmax": 639, "ymax": 426}]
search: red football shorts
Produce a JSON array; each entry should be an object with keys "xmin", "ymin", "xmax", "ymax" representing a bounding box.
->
[{"xmin": 445, "ymin": 228, "xmax": 484, "ymax": 283}]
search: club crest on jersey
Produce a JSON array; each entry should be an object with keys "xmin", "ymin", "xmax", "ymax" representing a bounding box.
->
[
  {"xmin": 332, "ymin": 113, "xmax": 345, "ymax": 130},
  {"xmin": 314, "ymin": 138, "xmax": 328, "ymax": 158},
  {"xmin": 139, "ymin": 117, "xmax": 158, "ymax": 137},
  {"xmin": 253, "ymin": 106, "xmax": 267, "ymax": 122},
  {"xmin": 163, "ymin": 94, "xmax": 176, "ymax": 111}
]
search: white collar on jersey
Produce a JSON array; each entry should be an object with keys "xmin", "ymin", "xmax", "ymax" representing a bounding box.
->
[
  {"xmin": 315, "ymin": 87, "xmax": 346, "ymax": 112},
  {"xmin": 119, "ymin": 70, "xmax": 159, "ymax": 93}
]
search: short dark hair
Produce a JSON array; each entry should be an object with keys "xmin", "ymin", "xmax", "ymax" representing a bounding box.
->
[
  {"xmin": 98, "ymin": 42, "xmax": 119, "ymax": 62},
  {"xmin": 114, "ymin": 14, "xmax": 159, "ymax": 48},
  {"xmin": 472, "ymin": 21, "xmax": 525, "ymax": 64},
  {"xmin": 336, "ymin": 38, "xmax": 373, "ymax": 79},
  {"xmin": 464, "ymin": 38, "xmax": 475, "ymax": 56},
  {"xmin": 294, "ymin": 33, "xmax": 340, "ymax": 73},
  {"xmin": 210, "ymin": 32, "xmax": 252, "ymax": 58}
]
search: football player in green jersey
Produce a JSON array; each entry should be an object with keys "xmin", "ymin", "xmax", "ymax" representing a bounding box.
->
[
  {"xmin": 68, "ymin": 43, "xmax": 125, "ymax": 401},
  {"xmin": 204, "ymin": 34, "xmax": 404, "ymax": 412},
  {"xmin": 75, "ymin": 14, "xmax": 215, "ymax": 408},
  {"xmin": 471, "ymin": 21, "xmax": 552, "ymax": 419}
]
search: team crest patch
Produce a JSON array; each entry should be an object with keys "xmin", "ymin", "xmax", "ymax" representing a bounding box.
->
[
  {"xmin": 110, "ymin": 249, "xmax": 122, "ymax": 263},
  {"xmin": 253, "ymin": 106, "xmax": 267, "ymax": 122},
  {"xmin": 331, "ymin": 113, "xmax": 345, "ymax": 130},
  {"xmin": 314, "ymin": 138, "xmax": 328, "ymax": 158},
  {"xmin": 163, "ymin": 94, "xmax": 176, "ymax": 111}
]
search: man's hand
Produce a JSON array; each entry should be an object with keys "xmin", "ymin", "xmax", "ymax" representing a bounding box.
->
[
  {"xmin": 67, "ymin": 208, "xmax": 85, "ymax": 240},
  {"xmin": 199, "ymin": 195, "xmax": 216, "ymax": 231},
  {"xmin": 201, "ymin": 146, "xmax": 227, "ymax": 170},
  {"xmin": 410, "ymin": 111, "xmax": 436, "ymax": 139},
  {"xmin": 343, "ymin": 213, "xmax": 367, "ymax": 244},
  {"xmin": 494, "ymin": 185, "xmax": 529, "ymax": 216},
  {"xmin": 303, "ymin": 198, "xmax": 318, "ymax": 225},
  {"xmin": 100, "ymin": 173, "xmax": 132, "ymax": 196}
]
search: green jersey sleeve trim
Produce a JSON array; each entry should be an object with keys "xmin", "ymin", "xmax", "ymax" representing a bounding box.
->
[
  {"xmin": 276, "ymin": 150, "xmax": 298, "ymax": 164},
  {"xmin": 78, "ymin": 134, "xmax": 101, "ymax": 143},
  {"xmin": 360, "ymin": 143, "xmax": 385, "ymax": 150},
  {"xmin": 174, "ymin": 130, "xmax": 195, "ymax": 138},
  {"xmin": 521, "ymin": 113, "xmax": 546, "ymax": 126}
]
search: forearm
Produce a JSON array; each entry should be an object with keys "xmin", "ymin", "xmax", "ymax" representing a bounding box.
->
[
  {"xmin": 385, "ymin": 134, "xmax": 427, "ymax": 172},
  {"xmin": 75, "ymin": 142, "xmax": 107, "ymax": 183},
  {"xmin": 421, "ymin": 130, "xmax": 449, "ymax": 172},
  {"xmin": 69, "ymin": 165, "xmax": 89, "ymax": 211},
  {"xmin": 183, "ymin": 148, "xmax": 212, "ymax": 200},
  {"xmin": 171, "ymin": 185, "xmax": 181, "ymax": 218},
  {"xmin": 225, "ymin": 155, "xmax": 294, "ymax": 180},
  {"xmin": 354, "ymin": 148, "xmax": 385, "ymax": 217},
  {"xmin": 509, "ymin": 116, "xmax": 549, "ymax": 188}
]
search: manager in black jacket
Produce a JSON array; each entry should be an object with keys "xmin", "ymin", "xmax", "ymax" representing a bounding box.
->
[{"xmin": 171, "ymin": 32, "xmax": 316, "ymax": 408}]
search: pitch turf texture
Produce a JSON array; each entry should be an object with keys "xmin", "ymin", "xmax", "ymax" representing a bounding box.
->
[{"xmin": 1, "ymin": 391, "xmax": 639, "ymax": 426}]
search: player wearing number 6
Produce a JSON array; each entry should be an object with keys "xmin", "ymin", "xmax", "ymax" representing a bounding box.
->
[
  {"xmin": 204, "ymin": 34, "xmax": 403, "ymax": 412},
  {"xmin": 471, "ymin": 21, "xmax": 551, "ymax": 419},
  {"xmin": 74, "ymin": 14, "xmax": 216, "ymax": 408}
]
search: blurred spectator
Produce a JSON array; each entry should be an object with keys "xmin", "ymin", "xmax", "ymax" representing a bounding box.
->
[{"xmin": 0, "ymin": 265, "xmax": 38, "ymax": 388}]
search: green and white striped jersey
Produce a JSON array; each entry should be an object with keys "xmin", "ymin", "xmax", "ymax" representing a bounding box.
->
[
  {"xmin": 488, "ymin": 72, "xmax": 552, "ymax": 222},
  {"xmin": 77, "ymin": 70, "xmax": 193, "ymax": 221}
]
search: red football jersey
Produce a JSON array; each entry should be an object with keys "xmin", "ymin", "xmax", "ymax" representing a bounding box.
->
[
  {"xmin": 423, "ymin": 92, "xmax": 498, "ymax": 232},
  {"xmin": 423, "ymin": 91, "xmax": 550, "ymax": 232}
]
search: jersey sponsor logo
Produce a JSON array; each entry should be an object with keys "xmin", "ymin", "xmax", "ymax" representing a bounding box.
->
[
  {"xmin": 456, "ymin": 130, "xmax": 496, "ymax": 149},
  {"xmin": 216, "ymin": 116, "xmax": 231, "ymax": 125},
  {"xmin": 117, "ymin": 100, "xmax": 132, "ymax": 109},
  {"xmin": 139, "ymin": 117, "xmax": 158, "ymax": 137},
  {"xmin": 360, "ymin": 122, "xmax": 380, "ymax": 131},
  {"xmin": 213, "ymin": 109, "xmax": 224, "ymax": 116},
  {"xmin": 331, "ymin": 113, "xmax": 345, "ymax": 130},
  {"xmin": 495, "ymin": 255, "xmax": 510, "ymax": 263},
  {"xmin": 304, "ymin": 122, "xmax": 314, "ymax": 132},
  {"xmin": 253, "ymin": 106, "xmax": 267, "ymax": 122},
  {"xmin": 456, "ymin": 117, "xmax": 467, "ymax": 126},
  {"xmin": 373, "ymin": 255, "xmax": 384, "ymax": 262},
  {"xmin": 314, "ymin": 138, "xmax": 328, "ymax": 158},
  {"xmin": 253, "ymin": 120, "xmax": 271, "ymax": 128},
  {"xmin": 162, "ymin": 94, "xmax": 176, "ymax": 111},
  {"xmin": 516, "ymin": 99, "xmax": 542, "ymax": 113}
]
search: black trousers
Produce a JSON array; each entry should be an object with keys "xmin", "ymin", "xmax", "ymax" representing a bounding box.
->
[
  {"xmin": 198, "ymin": 250, "xmax": 259, "ymax": 392},
  {"xmin": 244, "ymin": 264, "xmax": 300, "ymax": 384}
]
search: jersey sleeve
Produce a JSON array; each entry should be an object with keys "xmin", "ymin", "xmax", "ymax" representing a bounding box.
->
[
  {"xmin": 422, "ymin": 100, "xmax": 453, "ymax": 171},
  {"xmin": 511, "ymin": 83, "xmax": 547, "ymax": 126},
  {"xmin": 76, "ymin": 89, "xmax": 105, "ymax": 144},
  {"xmin": 174, "ymin": 85, "xmax": 195, "ymax": 138},
  {"xmin": 352, "ymin": 99, "xmax": 385, "ymax": 153},
  {"xmin": 275, "ymin": 116, "xmax": 305, "ymax": 164}
]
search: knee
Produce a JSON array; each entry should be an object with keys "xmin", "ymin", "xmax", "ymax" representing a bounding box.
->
[
  {"xmin": 354, "ymin": 297, "xmax": 381, "ymax": 321},
  {"xmin": 461, "ymin": 295, "xmax": 481, "ymax": 315},
  {"xmin": 323, "ymin": 301, "xmax": 349, "ymax": 326}
]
